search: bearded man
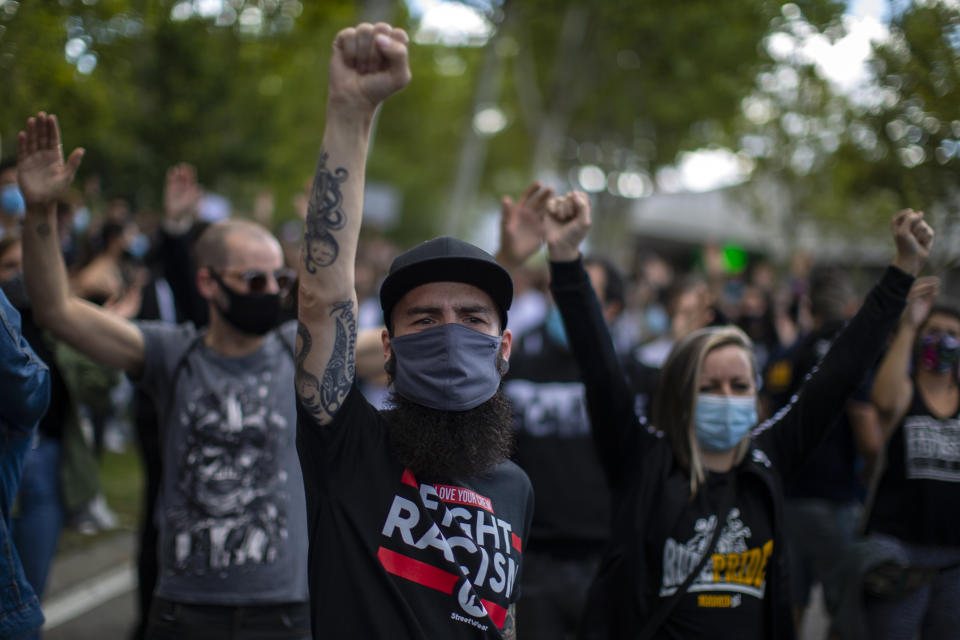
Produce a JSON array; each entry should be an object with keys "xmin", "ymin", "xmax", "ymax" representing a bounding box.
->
[{"xmin": 294, "ymin": 23, "xmax": 532, "ymax": 639}]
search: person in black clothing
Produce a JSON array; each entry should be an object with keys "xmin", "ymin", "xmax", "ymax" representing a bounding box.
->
[
  {"xmin": 773, "ymin": 268, "xmax": 883, "ymax": 629},
  {"xmin": 495, "ymin": 183, "xmax": 654, "ymax": 639},
  {"xmin": 294, "ymin": 23, "xmax": 532, "ymax": 639},
  {"xmin": 541, "ymin": 190, "xmax": 931, "ymax": 640},
  {"xmin": 865, "ymin": 276, "xmax": 960, "ymax": 639}
]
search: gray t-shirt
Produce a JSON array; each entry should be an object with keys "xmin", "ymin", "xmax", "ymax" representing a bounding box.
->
[{"xmin": 137, "ymin": 320, "xmax": 308, "ymax": 605}]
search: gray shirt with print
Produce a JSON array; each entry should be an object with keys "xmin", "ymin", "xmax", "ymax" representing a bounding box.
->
[{"xmin": 137, "ymin": 320, "xmax": 308, "ymax": 605}]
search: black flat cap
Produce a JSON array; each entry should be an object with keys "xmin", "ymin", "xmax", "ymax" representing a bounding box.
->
[{"xmin": 379, "ymin": 236, "xmax": 513, "ymax": 332}]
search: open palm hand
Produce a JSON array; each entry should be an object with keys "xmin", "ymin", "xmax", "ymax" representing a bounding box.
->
[{"xmin": 17, "ymin": 112, "xmax": 84, "ymax": 208}]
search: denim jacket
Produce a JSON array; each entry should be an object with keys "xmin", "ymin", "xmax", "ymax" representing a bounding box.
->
[{"xmin": 0, "ymin": 289, "xmax": 49, "ymax": 638}]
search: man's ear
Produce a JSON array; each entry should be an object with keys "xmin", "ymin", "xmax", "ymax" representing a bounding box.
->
[
  {"xmin": 196, "ymin": 267, "xmax": 217, "ymax": 300},
  {"xmin": 500, "ymin": 329, "xmax": 513, "ymax": 362},
  {"xmin": 381, "ymin": 327, "xmax": 392, "ymax": 363}
]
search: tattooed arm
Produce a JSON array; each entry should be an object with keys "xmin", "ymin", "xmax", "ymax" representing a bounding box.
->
[
  {"xmin": 296, "ymin": 23, "xmax": 410, "ymax": 425},
  {"xmin": 18, "ymin": 112, "xmax": 145, "ymax": 376},
  {"xmin": 503, "ymin": 605, "xmax": 516, "ymax": 640}
]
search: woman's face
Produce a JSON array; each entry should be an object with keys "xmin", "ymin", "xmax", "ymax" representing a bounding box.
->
[
  {"xmin": 698, "ymin": 344, "xmax": 756, "ymax": 398},
  {"xmin": 920, "ymin": 312, "xmax": 960, "ymax": 342}
]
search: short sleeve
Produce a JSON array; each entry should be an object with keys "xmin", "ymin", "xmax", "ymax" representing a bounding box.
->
[
  {"xmin": 135, "ymin": 321, "xmax": 199, "ymax": 406},
  {"xmin": 296, "ymin": 382, "xmax": 392, "ymax": 485}
]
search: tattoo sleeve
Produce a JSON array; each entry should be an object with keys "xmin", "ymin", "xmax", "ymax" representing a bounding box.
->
[
  {"xmin": 295, "ymin": 322, "xmax": 322, "ymax": 414},
  {"xmin": 503, "ymin": 605, "xmax": 516, "ymax": 640},
  {"xmin": 303, "ymin": 151, "xmax": 349, "ymax": 273},
  {"xmin": 295, "ymin": 301, "xmax": 357, "ymax": 422}
]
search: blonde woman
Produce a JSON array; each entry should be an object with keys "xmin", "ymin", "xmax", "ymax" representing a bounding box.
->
[{"xmin": 540, "ymin": 194, "xmax": 930, "ymax": 640}]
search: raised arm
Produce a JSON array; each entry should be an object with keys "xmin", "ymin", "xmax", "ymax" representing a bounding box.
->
[
  {"xmin": 18, "ymin": 112, "xmax": 145, "ymax": 376},
  {"xmin": 871, "ymin": 275, "xmax": 938, "ymax": 437},
  {"xmin": 494, "ymin": 181, "xmax": 553, "ymax": 272},
  {"xmin": 295, "ymin": 23, "xmax": 410, "ymax": 426},
  {"xmin": 755, "ymin": 209, "xmax": 932, "ymax": 473},
  {"xmin": 544, "ymin": 192, "xmax": 641, "ymax": 482}
]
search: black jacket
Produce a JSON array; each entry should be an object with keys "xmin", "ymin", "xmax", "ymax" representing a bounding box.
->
[{"xmin": 549, "ymin": 258, "xmax": 912, "ymax": 640}]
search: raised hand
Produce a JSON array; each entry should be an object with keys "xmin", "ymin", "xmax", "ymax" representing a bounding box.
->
[
  {"xmin": 497, "ymin": 182, "xmax": 553, "ymax": 268},
  {"xmin": 17, "ymin": 112, "xmax": 84, "ymax": 209},
  {"xmin": 891, "ymin": 209, "xmax": 934, "ymax": 276},
  {"xmin": 163, "ymin": 163, "xmax": 202, "ymax": 223},
  {"xmin": 328, "ymin": 22, "xmax": 411, "ymax": 114},
  {"xmin": 902, "ymin": 276, "xmax": 939, "ymax": 329},
  {"xmin": 544, "ymin": 190, "xmax": 591, "ymax": 262}
]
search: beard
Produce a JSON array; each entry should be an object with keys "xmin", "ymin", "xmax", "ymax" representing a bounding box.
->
[{"xmin": 383, "ymin": 388, "xmax": 515, "ymax": 483}]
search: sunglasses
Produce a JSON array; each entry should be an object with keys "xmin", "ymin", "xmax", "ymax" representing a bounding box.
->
[{"xmin": 213, "ymin": 268, "xmax": 297, "ymax": 295}]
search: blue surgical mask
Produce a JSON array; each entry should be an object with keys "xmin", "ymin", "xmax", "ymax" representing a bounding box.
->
[
  {"xmin": 391, "ymin": 323, "xmax": 503, "ymax": 412},
  {"xmin": 544, "ymin": 305, "xmax": 569, "ymax": 349},
  {"xmin": 644, "ymin": 305, "xmax": 669, "ymax": 336},
  {"xmin": 694, "ymin": 393, "xmax": 757, "ymax": 452},
  {"xmin": 1, "ymin": 184, "xmax": 25, "ymax": 217},
  {"xmin": 72, "ymin": 207, "xmax": 91, "ymax": 233},
  {"xmin": 126, "ymin": 233, "xmax": 150, "ymax": 259}
]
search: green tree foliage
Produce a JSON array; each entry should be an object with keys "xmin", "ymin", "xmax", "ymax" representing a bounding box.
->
[
  {"xmin": 476, "ymin": 0, "xmax": 846, "ymax": 239},
  {"xmin": 1, "ymin": 0, "xmax": 356, "ymax": 213},
  {"xmin": 22, "ymin": 0, "xmax": 949, "ymax": 252},
  {"xmin": 738, "ymin": 1, "xmax": 960, "ymax": 262}
]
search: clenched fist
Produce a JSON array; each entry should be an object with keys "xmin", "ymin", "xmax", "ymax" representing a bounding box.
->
[
  {"xmin": 544, "ymin": 191, "xmax": 591, "ymax": 262},
  {"xmin": 328, "ymin": 22, "xmax": 411, "ymax": 114}
]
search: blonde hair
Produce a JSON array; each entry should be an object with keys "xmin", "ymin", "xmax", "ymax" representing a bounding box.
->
[{"xmin": 650, "ymin": 325, "xmax": 757, "ymax": 497}]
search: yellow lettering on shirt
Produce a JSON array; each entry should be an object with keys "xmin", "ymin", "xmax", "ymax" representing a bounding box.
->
[
  {"xmin": 709, "ymin": 539, "xmax": 774, "ymax": 589},
  {"xmin": 698, "ymin": 594, "xmax": 732, "ymax": 608}
]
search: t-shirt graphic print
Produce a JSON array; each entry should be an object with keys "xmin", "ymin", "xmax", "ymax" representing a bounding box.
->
[
  {"xmin": 902, "ymin": 414, "xmax": 960, "ymax": 482},
  {"xmin": 379, "ymin": 468, "xmax": 523, "ymax": 632},
  {"xmin": 169, "ymin": 373, "xmax": 290, "ymax": 573},
  {"xmin": 655, "ymin": 473, "xmax": 772, "ymax": 639},
  {"xmin": 297, "ymin": 384, "xmax": 534, "ymax": 639},
  {"xmin": 659, "ymin": 507, "xmax": 773, "ymax": 604}
]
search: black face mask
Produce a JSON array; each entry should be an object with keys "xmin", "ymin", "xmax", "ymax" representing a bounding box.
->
[
  {"xmin": 210, "ymin": 272, "xmax": 282, "ymax": 336},
  {"xmin": 0, "ymin": 273, "xmax": 30, "ymax": 310}
]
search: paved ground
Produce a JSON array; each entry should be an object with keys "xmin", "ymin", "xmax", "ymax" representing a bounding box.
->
[
  {"xmin": 42, "ymin": 531, "xmax": 138, "ymax": 639},
  {"xmin": 36, "ymin": 531, "xmax": 833, "ymax": 639}
]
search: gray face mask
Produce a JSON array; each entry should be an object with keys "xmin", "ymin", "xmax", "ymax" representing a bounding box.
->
[{"xmin": 390, "ymin": 323, "xmax": 503, "ymax": 412}]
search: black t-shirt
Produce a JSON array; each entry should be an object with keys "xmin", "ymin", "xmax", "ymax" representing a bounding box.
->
[
  {"xmin": 297, "ymin": 385, "xmax": 534, "ymax": 639},
  {"xmin": 868, "ymin": 382, "xmax": 960, "ymax": 546},
  {"xmin": 653, "ymin": 472, "xmax": 773, "ymax": 640},
  {"xmin": 503, "ymin": 326, "xmax": 611, "ymax": 544}
]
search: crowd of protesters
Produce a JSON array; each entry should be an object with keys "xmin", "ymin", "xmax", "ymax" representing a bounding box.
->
[{"xmin": 0, "ymin": 19, "xmax": 956, "ymax": 640}]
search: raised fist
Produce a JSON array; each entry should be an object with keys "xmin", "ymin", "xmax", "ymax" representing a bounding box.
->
[
  {"xmin": 891, "ymin": 209, "xmax": 933, "ymax": 277},
  {"xmin": 903, "ymin": 276, "xmax": 939, "ymax": 329},
  {"xmin": 544, "ymin": 191, "xmax": 591, "ymax": 262},
  {"xmin": 328, "ymin": 23, "xmax": 411, "ymax": 113}
]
